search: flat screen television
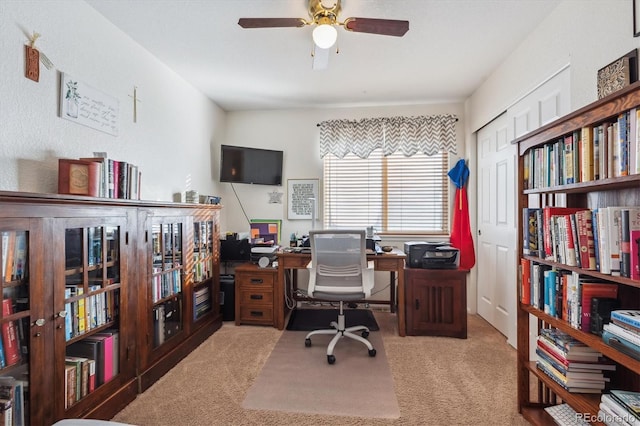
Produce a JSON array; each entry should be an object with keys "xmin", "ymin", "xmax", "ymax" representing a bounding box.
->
[{"xmin": 219, "ymin": 145, "xmax": 283, "ymax": 186}]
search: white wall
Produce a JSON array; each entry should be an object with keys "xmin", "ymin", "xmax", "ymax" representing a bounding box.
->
[
  {"xmin": 468, "ymin": 0, "xmax": 639, "ymax": 132},
  {"xmin": 220, "ymin": 103, "xmax": 464, "ymax": 302},
  {"xmin": 464, "ymin": 0, "xmax": 640, "ymax": 316},
  {"xmin": 220, "ymin": 103, "xmax": 465, "ymax": 243},
  {"xmin": 0, "ymin": 0, "xmax": 226, "ymax": 201}
]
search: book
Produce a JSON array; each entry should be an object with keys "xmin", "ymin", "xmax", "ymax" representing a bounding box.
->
[
  {"xmin": 0, "ymin": 377, "xmax": 15, "ymax": 426},
  {"xmin": 611, "ymin": 310, "xmax": 640, "ymax": 332},
  {"xmin": 12, "ymin": 233, "xmax": 27, "ymax": 281},
  {"xmin": 543, "ymin": 269, "xmax": 558, "ymax": 316},
  {"xmin": 94, "ymin": 329, "xmax": 118, "ymax": 381},
  {"xmin": 575, "ymin": 209, "xmax": 596, "ymax": 270},
  {"xmin": 0, "ymin": 399, "xmax": 11, "ymax": 426},
  {"xmin": 87, "ymin": 359, "xmax": 96, "ymax": 393},
  {"xmin": 597, "ymin": 208, "xmax": 612, "ymax": 274},
  {"xmin": 543, "ymin": 207, "xmax": 585, "ymax": 260},
  {"xmin": 579, "ymin": 282, "xmax": 618, "ymax": 332},
  {"xmin": 65, "ymin": 357, "xmax": 85, "ymax": 402},
  {"xmin": 580, "ymin": 126, "xmax": 594, "ymax": 182},
  {"xmin": 601, "ymin": 394, "xmax": 637, "ymax": 424},
  {"xmin": 617, "ymin": 112, "xmax": 629, "ymax": 177},
  {"xmin": 64, "ymin": 363, "xmax": 76, "ymax": 409},
  {"xmin": 603, "ymin": 207, "xmax": 625, "ymax": 276},
  {"xmin": 57, "ymin": 159, "xmax": 101, "ymax": 197},
  {"xmin": 610, "ymin": 390, "xmax": 640, "ymax": 419},
  {"xmin": 87, "ymin": 332, "xmax": 113, "ymax": 384},
  {"xmin": 1, "ymin": 300, "xmax": 20, "ymax": 367},
  {"xmin": 536, "ymin": 357, "xmax": 606, "ymax": 389},
  {"xmin": 79, "ymin": 156, "xmax": 108, "ymax": 198},
  {"xmin": 13, "ymin": 380, "xmax": 24, "ymax": 426},
  {"xmin": 622, "ymin": 207, "xmax": 640, "ymax": 280},
  {"xmin": 2, "ymin": 233, "xmax": 15, "ymax": 283},
  {"xmin": 520, "ymin": 257, "xmax": 531, "ymax": 304},
  {"xmin": 522, "ymin": 208, "xmax": 541, "ymax": 257},
  {"xmin": 536, "ymin": 341, "xmax": 616, "ymax": 371},
  {"xmin": 536, "ymin": 363, "xmax": 604, "ymax": 393},
  {"xmin": 537, "ymin": 337, "xmax": 601, "ymax": 364},
  {"xmin": 564, "ymin": 134, "xmax": 575, "ymax": 184},
  {"xmin": 604, "ymin": 323, "xmax": 640, "ymax": 347},
  {"xmin": 536, "ymin": 348, "xmax": 608, "ymax": 380},
  {"xmin": 540, "ymin": 328, "xmax": 600, "ymax": 355},
  {"xmin": 67, "ymin": 338, "xmax": 103, "ymax": 387},
  {"xmin": 634, "ymin": 108, "xmax": 640, "ymax": 175},
  {"xmin": 602, "ymin": 330, "xmax": 640, "ymax": 360}
]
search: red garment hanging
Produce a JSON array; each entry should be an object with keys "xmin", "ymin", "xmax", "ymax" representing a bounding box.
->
[
  {"xmin": 449, "ymin": 188, "xmax": 475, "ymax": 270},
  {"xmin": 447, "ymin": 159, "xmax": 475, "ymax": 269}
]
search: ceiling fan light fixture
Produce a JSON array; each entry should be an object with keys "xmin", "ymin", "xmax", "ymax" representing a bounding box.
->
[{"xmin": 312, "ymin": 24, "xmax": 337, "ymax": 49}]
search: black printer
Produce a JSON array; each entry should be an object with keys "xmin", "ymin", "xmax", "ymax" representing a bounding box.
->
[{"xmin": 404, "ymin": 241, "xmax": 460, "ymax": 269}]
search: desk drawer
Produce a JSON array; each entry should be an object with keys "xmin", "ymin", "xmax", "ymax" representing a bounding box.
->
[
  {"xmin": 238, "ymin": 305, "xmax": 274, "ymax": 325},
  {"xmin": 239, "ymin": 289, "xmax": 274, "ymax": 305},
  {"xmin": 374, "ymin": 258, "xmax": 403, "ymax": 271},
  {"xmin": 280, "ymin": 255, "xmax": 310, "ymax": 269},
  {"xmin": 237, "ymin": 272, "xmax": 275, "ymax": 289}
]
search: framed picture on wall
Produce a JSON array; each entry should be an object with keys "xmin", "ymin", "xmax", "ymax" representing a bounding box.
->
[{"xmin": 287, "ymin": 179, "xmax": 319, "ymax": 220}]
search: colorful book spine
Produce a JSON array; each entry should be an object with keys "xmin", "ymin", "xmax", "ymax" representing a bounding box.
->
[
  {"xmin": 618, "ymin": 112, "xmax": 629, "ymax": 176},
  {"xmin": 521, "ymin": 258, "xmax": 531, "ymax": 305},
  {"xmin": 611, "ymin": 310, "xmax": 640, "ymax": 331},
  {"xmin": 1, "ymin": 299, "xmax": 21, "ymax": 366}
]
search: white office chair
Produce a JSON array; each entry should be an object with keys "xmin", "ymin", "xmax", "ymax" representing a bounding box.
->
[{"xmin": 304, "ymin": 229, "xmax": 377, "ymax": 364}]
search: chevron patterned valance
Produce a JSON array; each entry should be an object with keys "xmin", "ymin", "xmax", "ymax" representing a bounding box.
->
[{"xmin": 318, "ymin": 115, "xmax": 458, "ymax": 159}]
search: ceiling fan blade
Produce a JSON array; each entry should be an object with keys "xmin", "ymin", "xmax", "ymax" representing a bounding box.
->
[
  {"xmin": 343, "ymin": 18, "xmax": 409, "ymax": 37},
  {"xmin": 238, "ymin": 18, "xmax": 306, "ymax": 29}
]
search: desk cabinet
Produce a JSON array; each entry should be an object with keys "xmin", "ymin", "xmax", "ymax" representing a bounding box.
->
[
  {"xmin": 404, "ymin": 268, "xmax": 468, "ymax": 338},
  {"xmin": 235, "ymin": 263, "xmax": 277, "ymax": 326}
]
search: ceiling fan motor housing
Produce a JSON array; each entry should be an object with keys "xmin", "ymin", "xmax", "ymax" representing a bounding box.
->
[{"xmin": 309, "ymin": 0, "xmax": 341, "ymax": 25}]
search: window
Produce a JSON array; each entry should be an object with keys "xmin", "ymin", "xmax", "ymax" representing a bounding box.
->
[{"xmin": 323, "ymin": 149, "xmax": 449, "ymax": 234}]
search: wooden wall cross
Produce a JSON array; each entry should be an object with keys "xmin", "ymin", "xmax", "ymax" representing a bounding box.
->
[{"xmin": 128, "ymin": 86, "xmax": 142, "ymax": 123}]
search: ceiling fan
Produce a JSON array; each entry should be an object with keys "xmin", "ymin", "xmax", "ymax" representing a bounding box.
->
[{"xmin": 238, "ymin": 0, "xmax": 409, "ymax": 69}]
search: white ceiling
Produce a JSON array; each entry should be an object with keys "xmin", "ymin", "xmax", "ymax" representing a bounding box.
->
[{"xmin": 85, "ymin": 0, "xmax": 562, "ymax": 112}]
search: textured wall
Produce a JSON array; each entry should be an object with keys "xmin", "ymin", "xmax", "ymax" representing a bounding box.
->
[{"xmin": 0, "ymin": 0, "xmax": 226, "ymax": 201}]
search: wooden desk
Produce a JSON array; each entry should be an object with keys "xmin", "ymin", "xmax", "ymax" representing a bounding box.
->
[{"xmin": 275, "ymin": 249, "xmax": 407, "ymax": 336}]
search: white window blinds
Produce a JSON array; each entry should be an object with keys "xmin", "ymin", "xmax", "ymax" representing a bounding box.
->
[{"xmin": 323, "ymin": 149, "xmax": 449, "ymax": 234}]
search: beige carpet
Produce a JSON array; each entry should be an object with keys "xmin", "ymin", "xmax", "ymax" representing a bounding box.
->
[
  {"xmin": 112, "ymin": 312, "xmax": 528, "ymax": 425},
  {"xmin": 242, "ymin": 329, "xmax": 400, "ymax": 418}
]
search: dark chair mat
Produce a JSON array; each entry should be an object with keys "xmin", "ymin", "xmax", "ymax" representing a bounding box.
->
[{"xmin": 286, "ymin": 308, "xmax": 379, "ymax": 331}]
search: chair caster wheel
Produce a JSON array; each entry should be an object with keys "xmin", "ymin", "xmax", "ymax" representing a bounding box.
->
[
  {"xmin": 305, "ymin": 338, "xmax": 312, "ymax": 347},
  {"xmin": 368, "ymin": 348, "xmax": 377, "ymax": 357},
  {"xmin": 361, "ymin": 330, "xmax": 369, "ymax": 338},
  {"xmin": 327, "ymin": 355, "xmax": 336, "ymax": 364}
]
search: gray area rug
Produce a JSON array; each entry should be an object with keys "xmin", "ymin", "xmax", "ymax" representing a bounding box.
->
[
  {"xmin": 286, "ymin": 308, "xmax": 380, "ymax": 331},
  {"xmin": 242, "ymin": 328, "xmax": 400, "ymax": 419}
]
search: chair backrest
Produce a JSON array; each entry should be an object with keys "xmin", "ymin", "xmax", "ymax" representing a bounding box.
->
[{"xmin": 308, "ymin": 229, "xmax": 372, "ymax": 299}]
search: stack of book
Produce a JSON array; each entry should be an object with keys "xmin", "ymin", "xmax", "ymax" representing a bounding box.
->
[
  {"xmin": 602, "ymin": 310, "xmax": 640, "ymax": 360},
  {"xmin": 599, "ymin": 390, "xmax": 640, "ymax": 425},
  {"xmin": 536, "ymin": 328, "xmax": 615, "ymax": 393},
  {"xmin": 58, "ymin": 156, "xmax": 141, "ymax": 199}
]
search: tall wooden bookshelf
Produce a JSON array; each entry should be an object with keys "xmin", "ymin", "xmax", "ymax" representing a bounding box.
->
[
  {"xmin": 0, "ymin": 191, "xmax": 222, "ymax": 425},
  {"xmin": 514, "ymin": 82, "xmax": 640, "ymax": 424}
]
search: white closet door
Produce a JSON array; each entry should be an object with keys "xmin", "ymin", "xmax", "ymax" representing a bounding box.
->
[{"xmin": 476, "ymin": 66, "xmax": 570, "ymax": 348}]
